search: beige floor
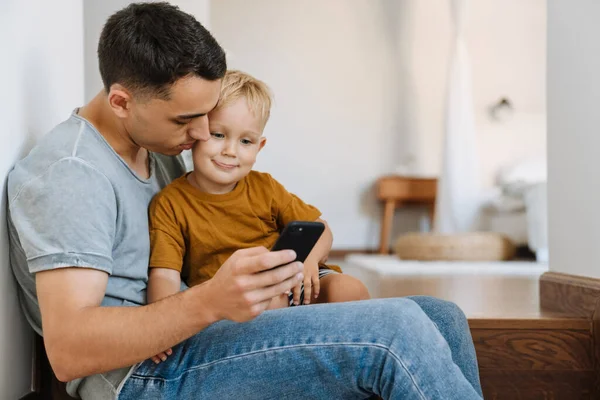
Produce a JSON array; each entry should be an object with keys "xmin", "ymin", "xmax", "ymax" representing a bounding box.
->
[{"xmin": 331, "ymin": 255, "xmax": 548, "ymax": 318}]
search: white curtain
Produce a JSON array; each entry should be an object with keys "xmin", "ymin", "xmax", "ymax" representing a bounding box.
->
[{"xmin": 434, "ymin": 0, "xmax": 479, "ymax": 233}]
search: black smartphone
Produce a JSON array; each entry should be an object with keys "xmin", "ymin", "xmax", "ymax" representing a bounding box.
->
[{"xmin": 271, "ymin": 221, "xmax": 325, "ymax": 264}]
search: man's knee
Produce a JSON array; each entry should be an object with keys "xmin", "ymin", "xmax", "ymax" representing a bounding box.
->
[
  {"xmin": 408, "ymin": 296, "xmax": 468, "ymax": 332},
  {"xmin": 409, "ymin": 296, "xmax": 466, "ymax": 317},
  {"xmin": 361, "ymin": 298, "xmax": 438, "ymax": 334}
]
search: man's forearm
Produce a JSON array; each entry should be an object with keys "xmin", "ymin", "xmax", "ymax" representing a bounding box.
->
[{"xmin": 47, "ymin": 284, "xmax": 215, "ymax": 381}]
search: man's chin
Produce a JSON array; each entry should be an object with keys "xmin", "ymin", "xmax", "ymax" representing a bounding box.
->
[{"xmin": 152, "ymin": 148, "xmax": 185, "ymax": 156}]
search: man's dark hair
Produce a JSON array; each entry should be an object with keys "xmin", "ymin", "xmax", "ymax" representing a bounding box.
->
[{"xmin": 98, "ymin": 2, "xmax": 226, "ymax": 99}]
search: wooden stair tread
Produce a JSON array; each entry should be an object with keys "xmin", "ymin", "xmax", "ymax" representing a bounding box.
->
[
  {"xmin": 339, "ymin": 260, "xmax": 599, "ymax": 398},
  {"xmin": 468, "ymin": 311, "xmax": 590, "ymax": 330}
]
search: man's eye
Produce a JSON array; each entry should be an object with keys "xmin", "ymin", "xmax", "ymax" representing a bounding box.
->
[
  {"xmin": 211, "ymin": 133, "xmax": 225, "ymax": 139},
  {"xmin": 240, "ymin": 139, "xmax": 253, "ymax": 145},
  {"xmin": 174, "ymin": 120, "xmax": 187, "ymax": 126}
]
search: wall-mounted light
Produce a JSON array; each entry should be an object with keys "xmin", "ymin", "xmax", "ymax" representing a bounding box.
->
[{"xmin": 489, "ymin": 97, "xmax": 513, "ymax": 122}]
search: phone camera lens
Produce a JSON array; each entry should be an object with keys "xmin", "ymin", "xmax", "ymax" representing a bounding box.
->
[{"xmin": 298, "ymin": 227, "xmax": 303, "ymax": 232}]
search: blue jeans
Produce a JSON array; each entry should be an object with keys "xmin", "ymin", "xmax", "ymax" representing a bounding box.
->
[{"xmin": 118, "ymin": 297, "xmax": 482, "ymax": 399}]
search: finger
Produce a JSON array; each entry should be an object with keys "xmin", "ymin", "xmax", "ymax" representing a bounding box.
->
[
  {"xmin": 313, "ymin": 273, "xmax": 321, "ymax": 299},
  {"xmin": 247, "ymin": 272, "xmax": 304, "ymax": 305},
  {"xmin": 244, "ymin": 261, "xmax": 303, "ymax": 291},
  {"xmin": 232, "ymin": 246, "xmax": 269, "ymax": 259},
  {"xmin": 251, "ymin": 298, "xmax": 274, "ymax": 318},
  {"xmin": 303, "ymin": 277, "xmax": 312, "ymax": 305},
  {"xmin": 239, "ymin": 249, "xmax": 297, "ymax": 274},
  {"xmin": 158, "ymin": 352, "xmax": 168, "ymax": 362},
  {"xmin": 166, "ymin": 348, "xmax": 172, "ymax": 356},
  {"xmin": 292, "ymin": 281, "xmax": 302, "ymax": 305},
  {"xmin": 152, "ymin": 356, "xmax": 161, "ymax": 364}
]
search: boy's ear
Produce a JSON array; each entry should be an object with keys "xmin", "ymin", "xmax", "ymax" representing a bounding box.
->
[{"xmin": 258, "ymin": 137, "xmax": 267, "ymax": 151}]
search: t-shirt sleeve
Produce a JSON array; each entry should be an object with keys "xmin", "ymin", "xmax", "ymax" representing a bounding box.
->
[
  {"xmin": 9, "ymin": 158, "xmax": 117, "ymax": 274},
  {"xmin": 268, "ymin": 175, "xmax": 321, "ymax": 229},
  {"xmin": 148, "ymin": 192, "xmax": 186, "ymax": 272}
]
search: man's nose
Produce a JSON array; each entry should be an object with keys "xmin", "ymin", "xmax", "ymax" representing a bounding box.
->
[{"xmin": 188, "ymin": 116, "xmax": 210, "ymax": 141}]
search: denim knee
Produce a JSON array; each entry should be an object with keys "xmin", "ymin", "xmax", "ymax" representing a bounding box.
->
[{"xmin": 407, "ymin": 296, "xmax": 469, "ymax": 330}]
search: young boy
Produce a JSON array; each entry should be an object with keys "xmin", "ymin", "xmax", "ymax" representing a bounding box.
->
[{"xmin": 147, "ymin": 70, "xmax": 370, "ymax": 362}]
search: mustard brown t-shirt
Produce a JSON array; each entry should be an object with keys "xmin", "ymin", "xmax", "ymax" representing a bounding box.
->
[{"xmin": 149, "ymin": 171, "xmax": 340, "ymax": 286}]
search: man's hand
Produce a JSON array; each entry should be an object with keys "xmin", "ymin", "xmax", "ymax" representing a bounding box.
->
[
  {"xmin": 292, "ymin": 260, "xmax": 319, "ymax": 305},
  {"xmin": 202, "ymin": 246, "xmax": 304, "ymax": 323},
  {"xmin": 37, "ymin": 248, "xmax": 303, "ymax": 381}
]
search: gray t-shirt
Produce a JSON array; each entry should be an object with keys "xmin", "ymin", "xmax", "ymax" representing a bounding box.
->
[{"xmin": 7, "ymin": 111, "xmax": 185, "ymax": 398}]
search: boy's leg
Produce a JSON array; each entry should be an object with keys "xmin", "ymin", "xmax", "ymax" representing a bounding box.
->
[
  {"xmin": 408, "ymin": 296, "xmax": 483, "ymax": 397},
  {"xmin": 316, "ymin": 273, "xmax": 370, "ymax": 303},
  {"xmin": 118, "ymin": 298, "xmax": 482, "ymax": 400}
]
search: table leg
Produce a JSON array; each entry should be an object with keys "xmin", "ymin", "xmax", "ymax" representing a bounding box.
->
[
  {"xmin": 428, "ymin": 201, "xmax": 436, "ymax": 231},
  {"xmin": 379, "ymin": 200, "xmax": 396, "ymax": 254}
]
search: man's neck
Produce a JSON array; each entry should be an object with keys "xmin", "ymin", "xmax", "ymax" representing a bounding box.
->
[{"xmin": 78, "ymin": 91, "xmax": 149, "ymax": 177}]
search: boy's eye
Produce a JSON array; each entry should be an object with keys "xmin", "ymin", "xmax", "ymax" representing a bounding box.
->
[
  {"xmin": 174, "ymin": 120, "xmax": 187, "ymax": 126},
  {"xmin": 211, "ymin": 132, "xmax": 225, "ymax": 139},
  {"xmin": 240, "ymin": 139, "xmax": 253, "ymax": 145}
]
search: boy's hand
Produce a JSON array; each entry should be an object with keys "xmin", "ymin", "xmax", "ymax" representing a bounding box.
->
[
  {"xmin": 292, "ymin": 260, "xmax": 319, "ymax": 305},
  {"xmin": 151, "ymin": 348, "xmax": 172, "ymax": 364}
]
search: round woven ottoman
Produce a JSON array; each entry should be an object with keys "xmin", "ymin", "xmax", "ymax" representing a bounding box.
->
[{"xmin": 393, "ymin": 232, "xmax": 516, "ymax": 261}]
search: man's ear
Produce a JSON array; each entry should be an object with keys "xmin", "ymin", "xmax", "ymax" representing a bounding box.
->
[
  {"xmin": 258, "ymin": 137, "xmax": 267, "ymax": 152},
  {"xmin": 107, "ymin": 84, "xmax": 134, "ymax": 119}
]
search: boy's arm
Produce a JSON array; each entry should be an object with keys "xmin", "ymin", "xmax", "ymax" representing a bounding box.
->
[
  {"xmin": 296, "ymin": 218, "xmax": 333, "ymax": 303},
  {"xmin": 148, "ymin": 267, "xmax": 182, "ymax": 303},
  {"xmin": 305, "ymin": 218, "xmax": 333, "ymax": 265},
  {"xmin": 147, "ymin": 193, "xmax": 185, "ymax": 303},
  {"xmin": 266, "ymin": 173, "xmax": 332, "ymax": 302}
]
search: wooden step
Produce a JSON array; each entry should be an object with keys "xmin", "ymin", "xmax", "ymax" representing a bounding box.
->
[
  {"xmin": 469, "ymin": 311, "xmax": 593, "ymax": 399},
  {"xmin": 339, "ymin": 259, "xmax": 599, "ymax": 399}
]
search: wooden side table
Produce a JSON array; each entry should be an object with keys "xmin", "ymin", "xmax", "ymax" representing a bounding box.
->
[{"xmin": 376, "ymin": 175, "xmax": 438, "ymax": 254}]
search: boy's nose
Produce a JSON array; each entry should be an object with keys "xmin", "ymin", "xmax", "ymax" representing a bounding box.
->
[{"xmin": 222, "ymin": 142, "xmax": 237, "ymax": 157}]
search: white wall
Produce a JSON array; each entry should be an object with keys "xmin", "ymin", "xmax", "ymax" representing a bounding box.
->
[
  {"xmin": 548, "ymin": 0, "xmax": 600, "ymax": 278},
  {"xmin": 0, "ymin": 1, "xmax": 84, "ymax": 397},
  {"xmin": 84, "ymin": 0, "xmax": 211, "ymax": 102},
  {"xmin": 211, "ymin": 0, "xmax": 546, "ymax": 249},
  {"xmin": 408, "ymin": 0, "xmax": 546, "ymax": 184},
  {"xmin": 212, "ymin": 0, "xmax": 402, "ymax": 249}
]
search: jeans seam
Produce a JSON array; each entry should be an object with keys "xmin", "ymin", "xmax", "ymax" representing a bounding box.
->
[
  {"xmin": 115, "ymin": 363, "xmax": 143, "ymax": 399},
  {"xmin": 128, "ymin": 342, "xmax": 427, "ymax": 399}
]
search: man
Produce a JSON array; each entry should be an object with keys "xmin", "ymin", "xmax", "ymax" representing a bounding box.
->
[{"xmin": 8, "ymin": 3, "xmax": 482, "ymax": 399}]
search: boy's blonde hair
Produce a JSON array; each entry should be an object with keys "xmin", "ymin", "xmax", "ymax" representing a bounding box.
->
[{"xmin": 216, "ymin": 70, "xmax": 272, "ymax": 128}]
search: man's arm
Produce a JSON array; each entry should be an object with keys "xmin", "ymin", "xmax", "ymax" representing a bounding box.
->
[{"xmin": 39, "ymin": 247, "xmax": 303, "ymax": 382}]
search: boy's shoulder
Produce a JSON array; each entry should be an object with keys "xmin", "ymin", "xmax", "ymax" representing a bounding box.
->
[
  {"xmin": 246, "ymin": 170, "xmax": 295, "ymax": 205},
  {"xmin": 246, "ymin": 170, "xmax": 283, "ymax": 192},
  {"xmin": 151, "ymin": 174, "xmax": 188, "ymax": 205},
  {"xmin": 251, "ymin": 170, "xmax": 295, "ymax": 186},
  {"xmin": 247, "ymin": 170, "xmax": 275, "ymax": 184}
]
